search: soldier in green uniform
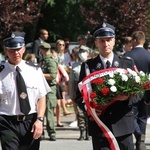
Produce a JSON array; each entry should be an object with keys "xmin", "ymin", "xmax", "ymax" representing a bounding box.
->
[{"xmin": 40, "ymin": 42, "xmax": 58, "ymax": 141}]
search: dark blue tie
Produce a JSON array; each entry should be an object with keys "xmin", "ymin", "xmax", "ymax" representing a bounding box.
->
[{"xmin": 16, "ymin": 66, "xmax": 31, "ymax": 115}]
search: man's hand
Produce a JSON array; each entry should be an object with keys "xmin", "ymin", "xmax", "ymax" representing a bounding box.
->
[
  {"xmin": 144, "ymin": 101, "xmax": 150, "ymax": 105},
  {"xmin": 31, "ymin": 119, "xmax": 43, "ymax": 139}
]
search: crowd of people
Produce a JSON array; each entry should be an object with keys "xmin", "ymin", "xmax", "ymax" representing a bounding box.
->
[{"xmin": 0, "ymin": 23, "xmax": 150, "ymax": 150}]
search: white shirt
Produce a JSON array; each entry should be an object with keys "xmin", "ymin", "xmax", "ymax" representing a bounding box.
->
[
  {"xmin": 64, "ymin": 52, "xmax": 72, "ymax": 67},
  {"xmin": 100, "ymin": 53, "xmax": 114, "ymax": 68},
  {"xmin": 0, "ymin": 60, "xmax": 51, "ymax": 115}
]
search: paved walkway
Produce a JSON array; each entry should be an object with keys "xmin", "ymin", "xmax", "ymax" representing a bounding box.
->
[
  {"xmin": 0, "ymin": 111, "xmax": 150, "ymax": 150},
  {"xmin": 40, "ymin": 111, "xmax": 150, "ymax": 150}
]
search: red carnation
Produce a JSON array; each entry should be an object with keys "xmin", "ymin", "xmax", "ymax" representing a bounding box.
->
[
  {"xmin": 91, "ymin": 79, "xmax": 97, "ymax": 84},
  {"xmin": 90, "ymin": 92, "xmax": 97, "ymax": 99},
  {"xmin": 97, "ymin": 78, "xmax": 104, "ymax": 84},
  {"xmin": 101, "ymin": 87, "xmax": 110, "ymax": 95},
  {"xmin": 91, "ymin": 78, "xmax": 104, "ymax": 84},
  {"xmin": 90, "ymin": 101, "xmax": 98, "ymax": 108}
]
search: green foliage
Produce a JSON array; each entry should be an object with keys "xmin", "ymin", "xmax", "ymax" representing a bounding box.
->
[
  {"xmin": 36, "ymin": 0, "xmax": 92, "ymax": 42},
  {"xmin": 0, "ymin": 0, "xmax": 43, "ymax": 38},
  {"xmin": 80, "ymin": 0, "xmax": 150, "ymax": 49}
]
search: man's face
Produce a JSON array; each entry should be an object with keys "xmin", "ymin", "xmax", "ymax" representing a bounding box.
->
[
  {"xmin": 5, "ymin": 46, "xmax": 25, "ymax": 65},
  {"xmin": 41, "ymin": 31, "xmax": 49, "ymax": 40},
  {"xmin": 95, "ymin": 37, "xmax": 115, "ymax": 57}
]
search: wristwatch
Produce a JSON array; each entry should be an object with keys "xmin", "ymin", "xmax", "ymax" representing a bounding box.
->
[{"xmin": 37, "ymin": 117, "xmax": 44, "ymax": 122}]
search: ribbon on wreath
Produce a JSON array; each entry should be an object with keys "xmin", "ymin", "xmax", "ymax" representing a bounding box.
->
[{"xmin": 78, "ymin": 68, "xmax": 127, "ymax": 150}]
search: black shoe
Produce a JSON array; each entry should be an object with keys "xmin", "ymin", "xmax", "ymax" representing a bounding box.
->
[
  {"xmin": 49, "ymin": 135, "xmax": 56, "ymax": 141},
  {"xmin": 84, "ymin": 136, "xmax": 91, "ymax": 140},
  {"xmin": 56, "ymin": 124, "xmax": 64, "ymax": 127}
]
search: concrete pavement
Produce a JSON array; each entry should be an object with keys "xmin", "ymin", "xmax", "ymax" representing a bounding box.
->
[
  {"xmin": 40, "ymin": 112, "xmax": 150, "ymax": 150},
  {"xmin": 0, "ymin": 111, "xmax": 149, "ymax": 150}
]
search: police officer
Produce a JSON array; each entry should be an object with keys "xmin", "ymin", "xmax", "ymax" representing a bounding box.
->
[
  {"xmin": 40, "ymin": 42, "xmax": 58, "ymax": 141},
  {"xmin": 0, "ymin": 31, "xmax": 51, "ymax": 150},
  {"xmin": 75, "ymin": 23, "xmax": 143, "ymax": 150}
]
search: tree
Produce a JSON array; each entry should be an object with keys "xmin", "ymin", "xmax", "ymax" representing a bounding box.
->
[
  {"xmin": 36, "ymin": 0, "xmax": 90, "ymax": 42},
  {"xmin": 80, "ymin": 0, "xmax": 150, "ymax": 49},
  {"xmin": 0, "ymin": 0, "xmax": 44, "ymax": 40}
]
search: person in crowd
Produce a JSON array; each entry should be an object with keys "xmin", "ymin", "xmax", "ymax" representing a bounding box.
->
[
  {"xmin": 64, "ymin": 38, "xmax": 72, "ymax": 68},
  {"xmin": 144, "ymin": 41, "xmax": 150, "ymax": 125},
  {"xmin": 40, "ymin": 42, "xmax": 58, "ymax": 141},
  {"xmin": 24, "ymin": 53, "xmax": 37, "ymax": 63},
  {"xmin": 124, "ymin": 31, "xmax": 150, "ymax": 150},
  {"xmin": 55, "ymin": 39, "xmax": 71, "ymax": 116},
  {"xmin": 68, "ymin": 47, "xmax": 80, "ymax": 127},
  {"xmin": 69, "ymin": 46, "xmax": 90, "ymax": 140},
  {"xmin": 32, "ymin": 29, "xmax": 49, "ymax": 63},
  {"xmin": 75, "ymin": 22, "xmax": 143, "ymax": 150},
  {"xmin": 77, "ymin": 35, "xmax": 86, "ymax": 47},
  {"xmin": 0, "ymin": 31, "xmax": 50, "ymax": 150},
  {"xmin": 146, "ymin": 42, "xmax": 150, "ymax": 52},
  {"xmin": 117, "ymin": 36, "xmax": 132, "ymax": 56}
]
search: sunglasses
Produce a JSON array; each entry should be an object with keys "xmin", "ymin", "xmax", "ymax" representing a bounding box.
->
[{"xmin": 59, "ymin": 44, "xmax": 65, "ymax": 46}]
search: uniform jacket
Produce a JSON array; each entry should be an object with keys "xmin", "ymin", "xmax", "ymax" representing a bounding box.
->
[
  {"xmin": 75, "ymin": 53, "xmax": 143, "ymax": 137},
  {"xmin": 125, "ymin": 47, "xmax": 150, "ymax": 103},
  {"xmin": 32, "ymin": 39, "xmax": 41, "ymax": 61},
  {"xmin": 41, "ymin": 54, "xmax": 58, "ymax": 86}
]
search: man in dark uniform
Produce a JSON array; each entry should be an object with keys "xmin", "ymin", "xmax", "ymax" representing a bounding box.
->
[
  {"xmin": 0, "ymin": 31, "xmax": 50, "ymax": 150},
  {"xmin": 124, "ymin": 31, "xmax": 150, "ymax": 150},
  {"xmin": 75, "ymin": 23, "xmax": 143, "ymax": 150},
  {"xmin": 40, "ymin": 42, "xmax": 58, "ymax": 141}
]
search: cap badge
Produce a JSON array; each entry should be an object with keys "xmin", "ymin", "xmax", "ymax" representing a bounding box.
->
[
  {"xmin": 20, "ymin": 92, "xmax": 27, "ymax": 99},
  {"xmin": 102, "ymin": 23, "xmax": 106, "ymax": 28},
  {"xmin": 11, "ymin": 33, "xmax": 15, "ymax": 38},
  {"xmin": 114, "ymin": 61, "xmax": 119, "ymax": 67}
]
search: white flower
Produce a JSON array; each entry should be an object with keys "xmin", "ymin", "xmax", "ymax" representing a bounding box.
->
[
  {"xmin": 121, "ymin": 74, "xmax": 128, "ymax": 81},
  {"xmin": 109, "ymin": 73, "xmax": 114, "ymax": 78},
  {"xmin": 116, "ymin": 68, "xmax": 126, "ymax": 74},
  {"xmin": 110, "ymin": 86, "xmax": 117, "ymax": 92},
  {"xmin": 135, "ymin": 76, "xmax": 141, "ymax": 83},
  {"xmin": 148, "ymin": 74, "xmax": 150, "ymax": 80},
  {"xmin": 139, "ymin": 71, "xmax": 145, "ymax": 76},
  {"xmin": 127, "ymin": 68, "xmax": 137, "ymax": 76},
  {"xmin": 108, "ymin": 79, "xmax": 115, "ymax": 85}
]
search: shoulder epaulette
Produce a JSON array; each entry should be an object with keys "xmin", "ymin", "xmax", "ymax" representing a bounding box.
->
[
  {"xmin": 25, "ymin": 61, "xmax": 41, "ymax": 67},
  {"xmin": 119, "ymin": 55, "xmax": 132, "ymax": 60},
  {"xmin": 0, "ymin": 65, "xmax": 5, "ymax": 72}
]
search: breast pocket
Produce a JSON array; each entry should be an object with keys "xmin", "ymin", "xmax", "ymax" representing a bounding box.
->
[
  {"xmin": 26, "ymin": 83, "xmax": 38, "ymax": 101},
  {"xmin": 0, "ymin": 85, "xmax": 13, "ymax": 106}
]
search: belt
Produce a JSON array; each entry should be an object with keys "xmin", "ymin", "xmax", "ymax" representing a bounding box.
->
[{"xmin": 1, "ymin": 113, "xmax": 37, "ymax": 122}]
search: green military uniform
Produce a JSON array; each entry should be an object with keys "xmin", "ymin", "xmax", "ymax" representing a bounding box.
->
[{"xmin": 41, "ymin": 53, "xmax": 58, "ymax": 138}]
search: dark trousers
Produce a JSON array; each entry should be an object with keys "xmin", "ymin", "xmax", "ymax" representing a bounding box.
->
[
  {"xmin": 133, "ymin": 100, "xmax": 147, "ymax": 136},
  {"xmin": 0, "ymin": 115, "xmax": 40, "ymax": 150},
  {"xmin": 92, "ymin": 134, "xmax": 134, "ymax": 150}
]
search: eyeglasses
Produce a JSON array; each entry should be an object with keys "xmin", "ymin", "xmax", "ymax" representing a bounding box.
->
[{"xmin": 59, "ymin": 44, "xmax": 65, "ymax": 46}]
